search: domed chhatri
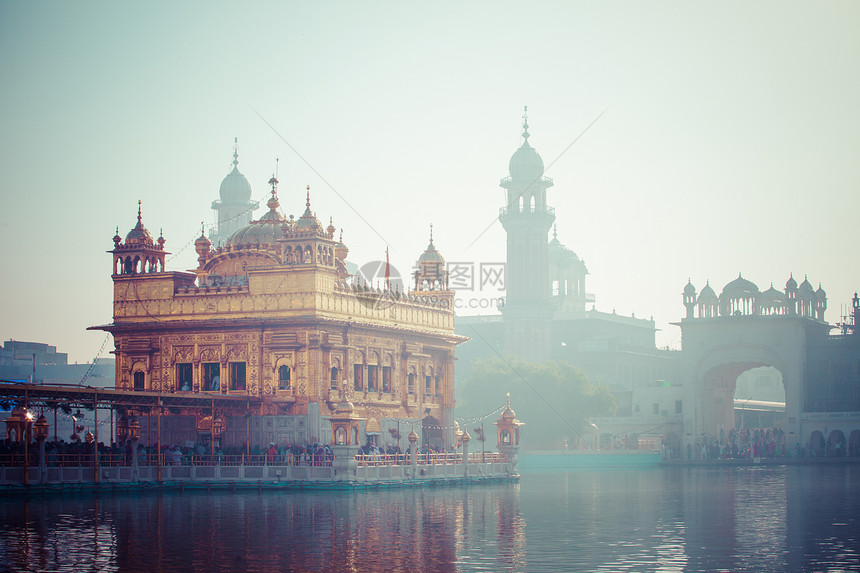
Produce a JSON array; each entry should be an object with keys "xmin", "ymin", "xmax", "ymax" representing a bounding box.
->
[
  {"xmin": 125, "ymin": 201, "xmax": 155, "ymax": 247},
  {"xmin": 683, "ymin": 279, "xmax": 696, "ymax": 296},
  {"xmin": 418, "ymin": 224, "xmax": 444, "ymax": 263},
  {"xmin": 295, "ymin": 186, "xmax": 324, "ymax": 231},
  {"xmin": 226, "ymin": 180, "xmax": 286, "ymax": 247},
  {"xmin": 548, "ymin": 225, "xmax": 582, "ymax": 264},
  {"xmin": 720, "ymin": 273, "xmax": 760, "ymax": 298},
  {"xmin": 414, "ymin": 224, "xmax": 449, "ymax": 291},
  {"xmin": 496, "ymin": 393, "xmax": 524, "ymax": 447},
  {"xmin": 500, "ymin": 393, "xmax": 517, "ymax": 421},
  {"xmin": 110, "ymin": 201, "xmax": 168, "ymax": 276},
  {"xmin": 682, "ymin": 273, "xmax": 827, "ymax": 321}
]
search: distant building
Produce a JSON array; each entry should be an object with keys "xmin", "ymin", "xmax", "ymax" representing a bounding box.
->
[
  {"xmin": 208, "ymin": 138, "xmax": 259, "ymax": 247},
  {"xmin": 0, "ymin": 340, "xmax": 115, "ymax": 442},
  {"xmin": 456, "ymin": 110, "xmax": 680, "ymax": 449},
  {"xmin": 0, "ymin": 340, "xmax": 114, "ymax": 387},
  {"xmin": 0, "ymin": 340, "xmax": 68, "ymax": 367},
  {"xmin": 677, "ymin": 276, "xmax": 860, "ymax": 457}
]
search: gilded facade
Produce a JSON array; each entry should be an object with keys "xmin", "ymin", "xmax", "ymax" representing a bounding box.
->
[{"xmin": 94, "ymin": 178, "xmax": 465, "ymax": 449}]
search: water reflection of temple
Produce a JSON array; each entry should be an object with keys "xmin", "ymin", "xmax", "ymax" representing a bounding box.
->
[{"xmin": 0, "ymin": 485, "xmax": 526, "ymax": 572}]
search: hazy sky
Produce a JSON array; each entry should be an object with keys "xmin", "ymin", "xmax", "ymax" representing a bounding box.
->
[{"xmin": 2, "ymin": 2, "xmax": 858, "ymax": 363}]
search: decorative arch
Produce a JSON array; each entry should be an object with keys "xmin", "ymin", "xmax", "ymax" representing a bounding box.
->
[
  {"xmin": 849, "ymin": 430, "xmax": 860, "ymax": 457},
  {"xmin": 421, "ymin": 415, "xmax": 442, "ymax": 449},
  {"xmin": 130, "ymin": 360, "xmax": 147, "ymax": 391},
  {"xmin": 274, "ymin": 356, "xmax": 293, "ymax": 391},
  {"xmin": 199, "ymin": 347, "xmax": 220, "ymax": 363},
  {"xmin": 679, "ymin": 317, "xmax": 815, "ymax": 457},
  {"xmin": 827, "ymin": 429, "xmax": 847, "ymax": 457},
  {"xmin": 407, "ymin": 365, "xmax": 417, "ymax": 395},
  {"xmin": 330, "ymin": 356, "xmax": 341, "ymax": 390},
  {"xmin": 809, "ymin": 430, "xmax": 825, "ymax": 457},
  {"xmin": 335, "ymin": 426, "xmax": 346, "ymax": 445}
]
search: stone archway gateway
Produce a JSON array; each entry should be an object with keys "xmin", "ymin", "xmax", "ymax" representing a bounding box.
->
[{"xmin": 677, "ymin": 274, "xmax": 833, "ymax": 456}]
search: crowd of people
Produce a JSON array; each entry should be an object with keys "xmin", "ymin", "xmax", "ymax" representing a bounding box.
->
[
  {"xmin": 0, "ymin": 437, "xmax": 450, "ymax": 467},
  {"xmin": 1, "ymin": 434, "xmax": 475, "ymax": 469},
  {"xmin": 688, "ymin": 426, "xmax": 854, "ymax": 460}
]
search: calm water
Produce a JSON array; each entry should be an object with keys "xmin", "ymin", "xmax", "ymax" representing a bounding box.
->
[{"xmin": 1, "ymin": 458, "xmax": 858, "ymax": 572}]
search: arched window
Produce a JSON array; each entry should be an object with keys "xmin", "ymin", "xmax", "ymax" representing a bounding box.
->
[
  {"xmin": 133, "ymin": 371, "xmax": 145, "ymax": 390},
  {"xmin": 330, "ymin": 366, "xmax": 339, "ymax": 390},
  {"xmin": 382, "ymin": 362, "xmax": 392, "ymax": 393},
  {"xmin": 424, "ymin": 368, "xmax": 432, "ymax": 394},
  {"xmin": 354, "ymin": 364, "xmax": 364, "ymax": 392},
  {"xmin": 278, "ymin": 365, "xmax": 291, "ymax": 390},
  {"xmin": 335, "ymin": 426, "xmax": 346, "ymax": 445}
]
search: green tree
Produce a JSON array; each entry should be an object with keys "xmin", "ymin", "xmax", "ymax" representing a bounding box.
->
[{"xmin": 455, "ymin": 357, "xmax": 616, "ymax": 450}]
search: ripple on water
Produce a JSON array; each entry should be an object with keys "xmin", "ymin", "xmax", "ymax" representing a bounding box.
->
[{"xmin": 0, "ymin": 464, "xmax": 858, "ymax": 572}]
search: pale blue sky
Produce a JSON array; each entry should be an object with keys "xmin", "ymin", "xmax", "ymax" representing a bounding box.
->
[{"xmin": 1, "ymin": 2, "xmax": 858, "ymax": 362}]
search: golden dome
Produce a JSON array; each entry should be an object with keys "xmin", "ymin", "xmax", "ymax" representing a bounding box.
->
[{"xmin": 500, "ymin": 392, "xmax": 517, "ymax": 421}]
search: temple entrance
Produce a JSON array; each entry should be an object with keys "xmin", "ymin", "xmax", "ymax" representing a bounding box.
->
[
  {"xmin": 733, "ymin": 366, "xmax": 785, "ymax": 428},
  {"xmin": 422, "ymin": 415, "xmax": 442, "ymax": 450},
  {"xmin": 699, "ymin": 363, "xmax": 787, "ymax": 442},
  {"xmin": 678, "ymin": 314, "xmax": 814, "ymax": 455}
]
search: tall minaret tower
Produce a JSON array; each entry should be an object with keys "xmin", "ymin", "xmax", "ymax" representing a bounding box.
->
[{"xmin": 499, "ymin": 107, "xmax": 556, "ymax": 362}]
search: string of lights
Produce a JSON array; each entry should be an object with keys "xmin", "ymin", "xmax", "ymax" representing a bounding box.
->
[
  {"xmin": 165, "ymin": 187, "xmax": 278, "ymax": 265},
  {"xmin": 77, "ymin": 333, "xmax": 112, "ymax": 386},
  {"xmin": 351, "ymin": 400, "xmax": 506, "ymax": 432}
]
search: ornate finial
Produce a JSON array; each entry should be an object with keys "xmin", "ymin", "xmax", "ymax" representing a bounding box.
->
[
  {"xmin": 268, "ymin": 174, "xmax": 278, "ymax": 196},
  {"xmin": 137, "ymin": 200, "xmax": 142, "ymax": 223},
  {"xmin": 232, "ymin": 137, "xmax": 239, "ymax": 169},
  {"xmin": 306, "ymin": 185, "xmax": 311, "ymax": 209},
  {"xmin": 339, "ymin": 229, "xmax": 343, "ymax": 243},
  {"xmin": 552, "ymin": 224, "xmax": 558, "ymax": 240},
  {"xmin": 201, "ymin": 222, "xmax": 205, "ymax": 236},
  {"xmin": 522, "ymin": 105, "xmax": 530, "ymax": 140},
  {"xmin": 429, "ymin": 223, "xmax": 434, "ymax": 244}
]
